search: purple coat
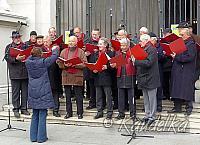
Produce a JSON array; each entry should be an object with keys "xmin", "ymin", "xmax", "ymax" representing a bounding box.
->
[
  {"xmin": 171, "ymin": 38, "xmax": 197, "ymax": 101},
  {"xmin": 25, "ymin": 50, "xmax": 59, "ymax": 109}
]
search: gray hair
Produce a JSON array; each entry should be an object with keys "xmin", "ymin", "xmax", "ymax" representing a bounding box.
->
[
  {"xmin": 140, "ymin": 34, "xmax": 150, "ymax": 42},
  {"xmin": 119, "ymin": 38, "xmax": 130, "ymax": 47},
  {"xmin": 99, "ymin": 37, "xmax": 109, "ymax": 46},
  {"xmin": 139, "ymin": 27, "xmax": 149, "ymax": 33}
]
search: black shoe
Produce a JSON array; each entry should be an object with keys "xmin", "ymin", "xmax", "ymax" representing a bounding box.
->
[
  {"xmin": 167, "ymin": 109, "xmax": 182, "ymax": 113},
  {"xmin": 53, "ymin": 111, "xmax": 61, "ymax": 117},
  {"xmin": 115, "ymin": 114, "xmax": 125, "ymax": 120},
  {"xmin": 21, "ymin": 110, "xmax": 30, "ymax": 115},
  {"xmin": 86, "ymin": 105, "xmax": 95, "ymax": 110},
  {"xmin": 141, "ymin": 117, "xmax": 149, "ymax": 124},
  {"xmin": 64, "ymin": 113, "xmax": 72, "ymax": 119},
  {"xmin": 94, "ymin": 113, "xmax": 103, "ymax": 119},
  {"xmin": 106, "ymin": 114, "xmax": 112, "ymax": 120},
  {"xmin": 184, "ymin": 111, "xmax": 192, "ymax": 116},
  {"xmin": 113, "ymin": 105, "xmax": 118, "ymax": 110},
  {"xmin": 78, "ymin": 114, "xmax": 83, "ymax": 119},
  {"xmin": 14, "ymin": 112, "xmax": 20, "ymax": 118},
  {"xmin": 147, "ymin": 119, "xmax": 155, "ymax": 126}
]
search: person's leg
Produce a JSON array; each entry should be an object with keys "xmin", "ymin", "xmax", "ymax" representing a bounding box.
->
[
  {"xmin": 30, "ymin": 109, "xmax": 39, "ymax": 142},
  {"xmin": 148, "ymin": 88, "xmax": 157, "ymax": 120},
  {"xmin": 20, "ymin": 79, "xmax": 29, "ymax": 114},
  {"xmin": 185, "ymin": 100, "xmax": 193, "ymax": 115},
  {"xmin": 142, "ymin": 89, "xmax": 150, "ymax": 119},
  {"xmin": 52, "ymin": 91, "xmax": 61, "ymax": 117},
  {"xmin": 116, "ymin": 88, "xmax": 125, "ymax": 118},
  {"xmin": 127, "ymin": 88, "xmax": 135, "ymax": 117},
  {"xmin": 74, "ymin": 86, "xmax": 84, "ymax": 116},
  {"xmin": 103, "ymin": 86, "xmax": 113, "ymax": 118},
  {"xmin": 11, "ymin": 80, "xmax": 20, "ymax": 114},
  {"xmin": 156, "ymin": 87, "xmax": 163, "ymax": 112},
  {"xmin": 37, "ymin": 109, "xmax": 48, "ymax": 143},
  {"xmin": 95, "ymin": 87, "xmax": 103, "ymax": 114},
  {"xmin": 64, "ymin": 86, "xmax": 73, "ymax": 116},
  {"xmin": 88, "ymin": 79, "xmax": 96, "ymax": 108}
]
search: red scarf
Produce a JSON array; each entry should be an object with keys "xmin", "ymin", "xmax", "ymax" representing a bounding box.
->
[{"xmin": 64, "ymin": 47, "xmax": 79, "ymax": 74}]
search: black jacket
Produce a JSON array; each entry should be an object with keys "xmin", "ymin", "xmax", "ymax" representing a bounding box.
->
[{"xmin": 4, "ymin": 42, "xmax": 28, "ymax": 80}]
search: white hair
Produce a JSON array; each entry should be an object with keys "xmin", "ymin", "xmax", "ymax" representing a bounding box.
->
[
  {"xmin": 140, "ymin": 34, "xmax": 150, "ymax": 42},
  {"xmin": 118, "ymin": 29, "xmax": 127, "ymax": 35},
  {"xmin": 119, "ymin": 38, "xmax": 130, "ymax": 47},
  {"xmin": 139, "ymin": 27, "xmax": 149, "ymax": 33}
]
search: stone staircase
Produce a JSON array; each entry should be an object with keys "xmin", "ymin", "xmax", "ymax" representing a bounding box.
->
[{"xmin": 0, "ymin": 97, "xmax": 200, "ymax": 134}]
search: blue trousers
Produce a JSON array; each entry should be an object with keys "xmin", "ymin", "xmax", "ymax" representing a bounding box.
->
[{"xmin": 30, "ymin": 109, "xmax": 48, "ymax": 143}]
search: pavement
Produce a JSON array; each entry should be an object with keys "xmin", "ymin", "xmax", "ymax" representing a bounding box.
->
[{"xmin": 0, "ymin": 120, "xmax": 199, "ymax": 145}]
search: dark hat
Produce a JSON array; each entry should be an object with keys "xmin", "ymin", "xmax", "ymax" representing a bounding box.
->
[
  {"xmin": 148, "ymin": 32, "xmax": 157, "ymax": 38},
  {"xmin": 163, "ymin": 28, "xmax": 172, "ymax": 34},
  {"xmin": 30, "ymin": 31, "xmax": 37, "ymax": 36},
  {"xmin": 177, "ymin": 21, "xmax": 192, "ymax": 28},
  {"xmin": 10, "ymin": 31, "xmax": 22, "ymax": 38},
  {"xmin": 36, "ymin": 35, "xmax": 44, "ymax": 39}
]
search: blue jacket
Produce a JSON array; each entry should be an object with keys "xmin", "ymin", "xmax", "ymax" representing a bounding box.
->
[{"xmin": 25, "ymin": 50, "xmax": 59, "ymax": 109}]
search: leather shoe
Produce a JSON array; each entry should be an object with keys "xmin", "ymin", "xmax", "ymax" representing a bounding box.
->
[
  {"xmin": 78, "ymin": 114, "xmax": 83, "ymax": 119},
  {"xmin": 167, "ymin": 109, "xmax": 182, "ymax": 113},
  {"xmin": 115, "ymin": 114, "xmax": 125, "ymax": 120},
  {"xmin": 94, "ymin": 113, "xmax": 103, "ymax": 119},
  {"xmin": 106, "ymin": 114, "xmax": 112, "ymax": 120},
  {"xmin": 14, "ymin": 112, "xmax": 20, "ymax": 118},
  {"xmin": 21, "ymin": 110, "xmax": 30, "ymax": 115},
  {"xmin": 53, "ymin": 111, "xmax": 61, "ymax": 117},
  {"xmin": 64, "ymin": 113, "xmax": 72, "ymax": 119},
  {"xmin": 184, "ymin": 111, "xmax": 192, "ymax": 116},
  {"xmin": 86, "ymin": 105, "xmax": 95, "ymax": 110}
]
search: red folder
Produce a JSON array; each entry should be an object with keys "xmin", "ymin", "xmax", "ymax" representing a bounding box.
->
[
  {"xmin": 61, "ymin": 43, "xmax": 68, "ymax": 49},
  {"xmin": 110, "ymin": 39, "xmax": 121, "ymax": 51},
  {"xmin": 42, "ymin": 51, "xmax": 52, "ymax": 58},
  {"xmin": 160, "ymin": 33, "xmax": 180, "ymax": 43},
  {"xmin": 51, "ymin": 35, "xmax": 63, "ymax": 46},
  {"xmin": 85, "ymin": 53, "xmax": 108, "ymax": 72},
  {"xmin": 77, "ymin": 39, "xmax": 84, "ymax": 48},
  {"xmin": 196, "ymin": 43, "xmax": 200, "ymax": 51},
  {"xmin": 161, "ymin": 38, "xmax": 187, "ymax": 56},
  {"xmin": 58, "ymin": 57, "xmax": 82, "ymax": 66},
  {"xmin": 109, "ymin": 54, "xmax": 127, "ymax": 67},
  {"xmin": 10, "ymin": 47, "xmax": 33, "ymax": 60},
  {"xmin": 85, "ymin": 43, "xmax": 99, "ymax": 54},
  {"xmin": 129, "ymin": 44, "xmax": 148, "ymax": 60}
]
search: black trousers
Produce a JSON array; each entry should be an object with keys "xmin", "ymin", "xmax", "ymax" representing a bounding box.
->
[
  {"xmin": 64, "ymin": 85, "xmax": 83, "ymax": 115},
  {"xmin": 96, "ymin": 86, "xmax": 113, "ymax": 116},
  {"xmin": 52, "ymin": 91, "xmax": 60, "ymax": 112},
  {"xmin": 163, "ymin": 71, "xmax": 171, "ymax": 100},
  {"xmin": 88, "ymin": 79, "xmax": 96, "ymax": 107},
  {"xmin": 173, "ymin": 98, "xmax": 193, "ymax": 112},
  {"xmin": 11, "ymin": 79, "xmax": 28, "ymax": 112},
  {"xmin": 118, "ymin": 88, "xmax": 135, "ymax": 117}
]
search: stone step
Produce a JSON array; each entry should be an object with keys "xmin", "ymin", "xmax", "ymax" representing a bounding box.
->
[{"xmin": 0, "ymin": 111, "xmax": 199, "ymax": 133}]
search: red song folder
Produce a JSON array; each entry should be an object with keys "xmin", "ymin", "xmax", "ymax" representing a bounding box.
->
[
  {"xmin": 52, "ymin": 35, "xmax": 63, "ymax": 46},
  {"xmin": 84, "ymin": 53, "xmax": 108, "ymax": 71},
  {"xmin": 110, "ymin": 39, "xmax": 121, "ymax": 51},
  {"xmin": 58, "ymin": 57, "xmax": 82, "ymax": 66},
  {"xmin": 160, "ymin": 33, "xmax": 180, "ymax": 43},
  {"xmin": 42, "ymin": 51, "xmax": 52, "ymax": 58},
  {"xmin": 10, "ymin": 46, "xmax": 33, "ymax": 59},
  {"xmin": 109, "ymin": 54, "xmax": 127, "ymax": 67},
  {"xmin": 85, "ymin": 43, "xmax": 99, "ymax": 54},
  {"xmin": 160, "ymin": 38, "xmax": 187, "ymax": 56},
  {"xmin": 129, "ymin": 44, "xmax": 148, "ymax": 60}
]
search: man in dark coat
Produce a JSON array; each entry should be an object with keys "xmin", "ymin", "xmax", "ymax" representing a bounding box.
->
[
  {"xmin": 133, "ymin": 34, "xmax": 160, "ymax": 125},
  {"xmin": 168, "ymin": 24, "xmax": 197, "ymax": 116},
  {"xmin": 4, "ymin": 31, "xmax": 30, "ymax": 118},
  {"xmin": 24, "ymin": 31, "xmax": 37, "ymax": 48},
  {"xmin": 92, "ymin": 37, "xmax": 114, "ymax": 119}
]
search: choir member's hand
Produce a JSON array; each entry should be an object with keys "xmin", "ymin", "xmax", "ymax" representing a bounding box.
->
[
  {"xmin": 85, "ymin": 51, "xmax": 91, "ymax": 56},
  {"xmin": 163, "ymin": 51, "xmax": 166, "ymax": 55},
  {"xmin": 130, "ymin": 55, "xmax": 135, "ymax": 63},
  {"xmin": 16, "ymin": 54, "xmax": 25, "ymax": 61},
  {"xmin": 171, "ymin": 52, "xmax": 176, "ymax": 58},
  {"xmin": 110, "ymin": 63, "xmax": 117, "ymax": 68},
  {"xmin": 52, "ymin": 45, "xmax": 59, "ymax": 51},
  {"xmin": 93, "ymin": 70, "xmax": 98, "ymax": 73},
  {"xmin": 102, "ymin": 65, "xmax": 107, "ymax": 70},
  {"xmin": 64, "ymin": 63, "xmax": 72, "ymax": 67}
]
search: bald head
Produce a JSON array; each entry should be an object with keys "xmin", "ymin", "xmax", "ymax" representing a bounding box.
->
[
  {"xmin": 68, "ymin": 36, "xmax": 78, "ymax": 48},
  {"xmin": 117, "ymin": 30, "xmax": 127, "ymax": 40}
]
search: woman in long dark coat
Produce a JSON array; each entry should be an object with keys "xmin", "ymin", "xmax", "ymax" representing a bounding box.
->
[
  {"xmin": 169, "ymin": 28, "xmax": 197, "ymax": 116},
  {"xmin": 25, "ymin": 46, "xmax": 59, "ymax": 143}
]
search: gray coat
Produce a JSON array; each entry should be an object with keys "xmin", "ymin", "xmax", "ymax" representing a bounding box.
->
[
  {"xmin": 171, "ymin": 38, "xmax": 197, "ymax": 101},
  {"xmin": 135, "ymin": 43, "xmax": 160, "ymax": 90},
  {"xmin": 4, "ymin": 42, "xmax": 28, "ymax": 79}
]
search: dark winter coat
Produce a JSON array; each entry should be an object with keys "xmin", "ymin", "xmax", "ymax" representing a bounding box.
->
[
  {"xmin": 25, "ymin": 49, "xmax": 59, "ymax": 109},
  {"xmin": 171, "ymin": 37, "xmax": 197, "ymax": 101},
  {"xmin": 135, "ymin": 43, "xmax": 160, "ymax": 90}
]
